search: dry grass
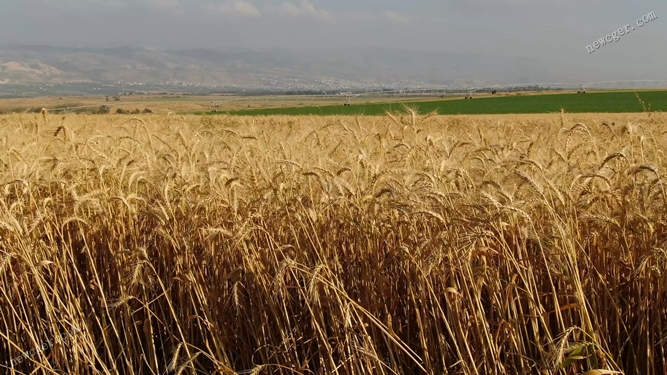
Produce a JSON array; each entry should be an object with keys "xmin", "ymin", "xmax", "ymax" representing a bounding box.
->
[
  {"xmin": 0, "ymin": 94, "xmax": 452, "ymax": 114},
  {"xmin": 0, "ymin": 112, "xmax": 664, "ymax": 374}
]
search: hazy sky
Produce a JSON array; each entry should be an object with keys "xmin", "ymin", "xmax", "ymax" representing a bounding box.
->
[{"xmin": 1, "ymin": 0, "xmax": 665, "ymax": 85}]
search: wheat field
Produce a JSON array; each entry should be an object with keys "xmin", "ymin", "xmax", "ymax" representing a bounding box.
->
[{"xmin": 0, "ymin": 112, "xmax": 665, "ymax": 374}]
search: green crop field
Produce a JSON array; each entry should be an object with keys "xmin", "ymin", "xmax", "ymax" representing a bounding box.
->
[{"xmin": 211, "ymin": 90, "xmax": 667, "ymax": 116}]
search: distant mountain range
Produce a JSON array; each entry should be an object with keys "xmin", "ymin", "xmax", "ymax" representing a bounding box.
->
[
  {"xmin": 0, "ymin": 45, "xmax": 559, "ymax": 95},
  {"xmin": 0, "ymin": 45, "xmax": 662, "ymax": 96}
]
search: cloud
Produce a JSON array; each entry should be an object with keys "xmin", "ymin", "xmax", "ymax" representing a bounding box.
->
[
  {"xmin": 213, "ymin": 1, "xmax": 261, "ymax": 17},
  {"xmin": 281, "ymin": 0, "xmax": 330, "ymax": 20},
  {"xmin": 383, "ymin": 10, "xmax": 409, "ymax": 24},
  {"xmin": 145, "ymin": 0, "xmax": 180, "ymax": 9}
]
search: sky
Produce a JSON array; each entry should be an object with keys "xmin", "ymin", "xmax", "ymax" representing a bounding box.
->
[{"xmin": 0, "ymin": 0, "xmax": 666, "ymax": 86}]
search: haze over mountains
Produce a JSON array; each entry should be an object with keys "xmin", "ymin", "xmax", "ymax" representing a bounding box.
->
[
  {"xmin": 0, "ymin": 45, "xmax": 543, "ymax": 91},
  {"xmin": 1, "ymin": 1, "xmax": 665, "ymax": 96},
  {"xmin": 1, "ymin": 44, "xmax": 665, "ymax": 96}
]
